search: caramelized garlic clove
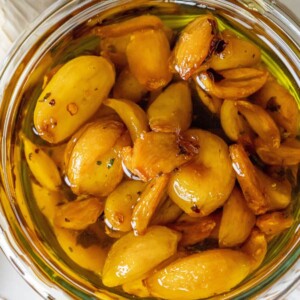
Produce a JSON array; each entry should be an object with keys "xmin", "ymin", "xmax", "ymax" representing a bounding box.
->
[
  {"xmin": 23, "ymin": 136, "xmax": 61, "ymax": 191},
  {"xmin": 170, "ymin": 15, "xmax": 218, "ymax": 80},
  {"xmin": 54, "ymin": 197, "xmax": 104, "ymax": 230},
  {"xmin": 100, "ymin": 34, "xmax": 131, "ymax": 67},
  {"xmin": 66, "ymin": 121, "xmax": 130, "ymax": 197},
  {"xmin": 168, "ymin": 129, "xmax": 236, "ymax": 217},
  {"xmin": 256, "ymin": 211, "xmax": 293, "ymax": 236},
  {"xmin": 131, "ymin": 174, "xmax": 170, "ymax": 235},
  {"xmin": 34, "ymin": 56, "xmax": 115, "ymax": 143},
  {"xmin": 210, "ymin": 29, "xmax": 261, "ymax": 71},
  {"xmin": 236, "ymin": 100, "xmax": 281, "ymax": 148},
  {"xmin": 103, "ymin": 98, "xmax": 149, "ymax": 142},
  {"xmin": 102, "ymin": 226, "xmax": 181, "ymax": 287},
  {"xmin": 113, "ymin": 68, "xmax": 148, "ymax": 103},
  {"xmin": 122, "ymin": 275, "xmax": 151, "ymax": 298},
  {"xmin": 124, "ymin": 131, "xmax": 198, "ymax": 181},
  {"xmin": 241, "ymin": 228, "xmax": 267, "ymax": 272},
  {"xmin": 54, "ymin": 226, "xmax": 108, "ymax": 275},
  {"xmin": 229, "ymin": 144, "xmax": 269, "ymax": 214},
  {"xmin": 196, "ymin": 67, "xmax": 268, "ymax": 99},
  {"xmin": 195, "ymin": 83, "xmax": 223, "ymax": 115},
  {"xmin": 147, "ymin": 82, "xmax": 192, "ymax": 132},
  {"xmin": 252, "ymin": 75, "xmax": 299, "ymax": 137},
  {"xmin": 104, "ymin": 98, "xmax": 149, "ymax": 142},
  {"xmin": 146, "ymin": 249, "xmax": 251, "ymax": 299},
  {"xmin": 229, "ymin": 144, "xmax": 291, "ymax": 214},
  {"xmin": 219, "ymin": 187, "xmax": 256, "ymax": 247},
  {"xmin": 104, "ymin": 180, "xmax": 147, "ymax": 232},
  {"xmin": 126, "ymin": 29, "xmax": 172, "ymax": 90},
  {"xmin": 255, "ymin": 167, "xmax": 291, "ymax": 211},
  {"xmin": 255, "ymin": 137, "xmax": 300, "ymax": 165},
  {"xmin": 220, "ymin": 99, "xmax": 253, "ymax": 141},
  {"xmin": 150, "ymin": 197, "xmax": 183, "ymax": 226},
  {"xmin": 169, "ymin": 215, "xmax": 216, "ymax": 246}
]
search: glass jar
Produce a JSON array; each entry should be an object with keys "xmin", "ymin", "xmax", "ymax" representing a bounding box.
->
[{"xmin": 0, "ymin": 0, "xmax": 299, "ymax": 299}]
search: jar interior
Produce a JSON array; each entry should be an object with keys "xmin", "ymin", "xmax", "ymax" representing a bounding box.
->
[{"xmin": 2, "ymin": 0, "xmax": 299, "ymax": 299}]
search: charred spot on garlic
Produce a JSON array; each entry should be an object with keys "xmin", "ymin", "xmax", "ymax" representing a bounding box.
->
[
  {"xmin": 266, "ymin": 97, "xmax": 281, "ymax": 112},
  {"xmin": 67, "ymin": 103, "xmax": 79, "ymax": 116},
  {"xmin": 49, "ymin": 99, "xmax": 56, "ymax": 106},
  {"xmin": 207, "ymin": 68, "xmax": 225, "ymax": 82}
]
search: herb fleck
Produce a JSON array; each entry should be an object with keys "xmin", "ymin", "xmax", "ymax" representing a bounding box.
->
[
  {"xmin": 107, "ymin": 158, "xmax": 115, "ymax": 169},
  {"xmin": 96, "ymin": 160, "xmax": 102, "ymax": 166},
  {"xmin": 65, "ymin": 218, "xmax": 70, "ymax": 222},
  {"xmin": 137, "ymin": 191, "xmax": 142, "ymax": 196},
  {"xmin": 28, "ymin": 153, "xmax": 33, "ymax": 160},
  {"xmin": 39, "ymin": 92, "xmax": 51, "ymax": 102},
  {"xmin": 68, "ymin": 246, "xmax": 73, "ymax": 252},
  {"xmin": 34, "ymin": 148, "xmax": 40, "ymax": 154}
]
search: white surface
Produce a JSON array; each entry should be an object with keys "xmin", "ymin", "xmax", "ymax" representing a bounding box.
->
[{"xmin": 0, "ymin": 0, "xmax": 299, "ymax": 299}]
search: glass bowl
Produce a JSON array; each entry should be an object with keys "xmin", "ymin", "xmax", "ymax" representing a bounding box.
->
[{"xmin": 0, "ymin": 0, "xmax": 299, "ymax": 299}]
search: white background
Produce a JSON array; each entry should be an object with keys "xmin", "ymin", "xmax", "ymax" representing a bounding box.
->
[{"xmin": 0, "ymin": 0, "xmax": 299, "ymax": 299}]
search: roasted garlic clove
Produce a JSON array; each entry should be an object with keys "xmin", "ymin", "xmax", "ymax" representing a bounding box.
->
[
  {"xmin": 195, "ymin": 83, "xmax": 223, "ymax": 115},
  {"xmin": 147, "ymin": 82, "xmax": 192, "ymax": 132},
  {"xmin": 170, "ymin": 15, "xmax": 218, "ymax": 80},
  {"xmin": 146, "ymin": 249, "xmax": 251, "ymax": 299},
  {"xmin": 100, "ymin": 34, "xmax": 131, "ymax": 67},
  {"xmin": 54, "ymin": 226, "xmax": 108, "ymax": 275},
  {"xmin": 241, "ymin": 228, "xmax": 267, "ymax": 272},
  {"xmin": 220, "ymin": 99, "xmax": 252, "ymax": 141},
  {"xmin": 150, "ymin": 197, "xmax": 183, "ymax": 226},
  {"xmin": 219, "ymin": 187, "xmax": 256, "ymax": 247},
  {"xmin": 168, "ymin": 129, "xmax": 236, "ymax": 217},
  {"xmin": 54, "ymin": 197, "xmax": 104, "ymax": 230},
  {"xmin": 255, "ymin": 167, "xmax": 291, "ymax": 211},
  {"xmin": 236, "ymin": 100, "xmax": 280, "ymax": 148},
  {"xmin": 104, "ymin": 98, "xmax": 149, "ymax": 142},
  {"xmin": 102, "ymin": 226, "xmax": 181, "ymax": 287},
  {"xmin": 131, "ymin": 174, "xmax": 170, "ymax": 235},
  {"xmin": 209, "ymin": 29, "xmax": 261, "ymax": 71},
  {"xmin": 126, "ymin": 29, "xmax": 172, "ymax": 90},
  {"xmin": 252, "ymin": 75, "xmax": 299, "ymax": 137},
  {"xmin": 122, "ymin": 275, "xmax": 151, "ymax": 298},
  {"xmin": 34, "ymin": 56, "xmax": 115, "ymax": 143},
  {"xmin": 122, "ymin": 131, "xmax": 198, "ymax": 181},
  {"xmin": 256, "ymin": 211, "xmax": 293, "ymax": 236},
  {"xmin": 104, "ymin": 180, "xmax": 146, "ymax": 232},
  {"xmin": 196, "ymin": 67, "xmax": 268, "ymax": 99},
  {"xmin": 230, "ymin": 144, "xmax": 269, "ymax": 214},
  {"xmin": 230, "ymin": 144, "xmax": 291, "ymax": 214},
  {"xmin": 113, "ymin": 68, "xmax": 148, "ymax": 103},
  {"xmin": 31, "ymin": 182, "xmax": 64, "ymax": 226},
  {"xmin": 169, "ymin": 215, "xmax": 216, "ymax": 246},
  {"xmin": 66, "ymin": 120, "xmax": 130, "ymax": 197},
  {"xmin": 93, "ymin": 15, "xmax": 164, "ymax": 37},
  {"xmin": 255, "ymin": 137, "xmax": 300, "ymax": 165},
  {"xmin": 23, "ymin": 136, "xmax": 61, "ymax": 191}
]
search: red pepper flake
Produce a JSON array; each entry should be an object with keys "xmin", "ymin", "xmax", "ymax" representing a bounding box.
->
[
  {"xmin": 67, "ymin": 103, "xmax": 78, "ymax": 116},
  {"xmin": 49, "ymin": 99, "xmax": 56, "ymax": 106}
]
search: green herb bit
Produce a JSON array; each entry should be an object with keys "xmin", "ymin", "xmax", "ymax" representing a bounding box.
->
[{"xmin": 107, "ymin": 158, "xmax": 115, "ymax": 169}]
